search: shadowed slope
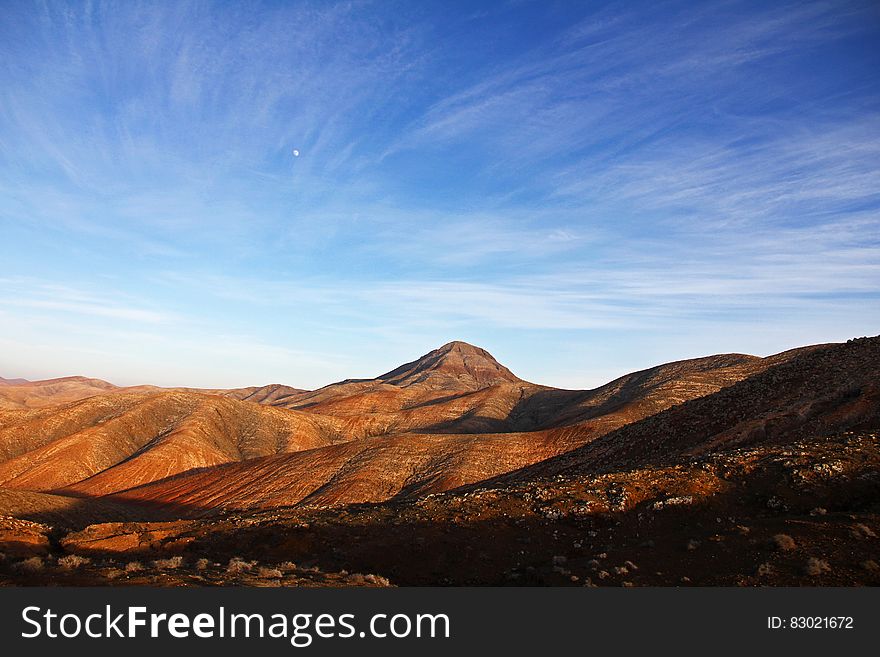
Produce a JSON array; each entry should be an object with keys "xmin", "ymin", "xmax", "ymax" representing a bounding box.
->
[
  {"xmin": 0, "ymin": 487, "xmax": 170, "ymax": 528},
  {"xmin": 498, "ymin": 337, "xmax": 880, "ymax": 481},
  {"xmin": 504, "ymin": 346, "xmax": 828, "ymax": 432}
]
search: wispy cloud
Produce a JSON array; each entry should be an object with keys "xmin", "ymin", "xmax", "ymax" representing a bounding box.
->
[
  {"xmin": 0, "ymin": 1, "xmax": 877, "ymax": 388},
  {"xmin": 0, "ymin": 278, "xmax": 177, "ymax": 324}
]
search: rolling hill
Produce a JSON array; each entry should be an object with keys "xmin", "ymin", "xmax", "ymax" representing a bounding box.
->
[
  {"xmin": 0, "ymin": 339, "xmax": 821, "ymax": 507},
  {"xmin": 1, "ymin": 335, "xmax": 878, "ymax": 587},
  {"xmin": 80, "ymin": 340, "xmax": 845, "ymax": 513}
]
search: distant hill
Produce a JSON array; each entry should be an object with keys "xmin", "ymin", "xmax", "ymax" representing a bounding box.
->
[{"xmin": 0, "ymin": 376, "xmax": 29, "ymax": 386}]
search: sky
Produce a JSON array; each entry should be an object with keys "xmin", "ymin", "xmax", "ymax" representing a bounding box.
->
[{"xmin": 1, "ymin": 0, "xmax": 879, "ymax": 390}]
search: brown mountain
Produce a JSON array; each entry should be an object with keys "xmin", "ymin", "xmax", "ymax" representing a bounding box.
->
[
  {"xmin": 223, "ymin": 384, "xmax": 308, "ymax": 405},
  {"xmin": 0, "ymin": 376, "xmax": 29, "ymax": 386},
  {"xmin": 0, "ymin": 373, "xmax": 309, "ymax": 412},
  {"xmin": 0, "ymin": 376, "xmax": 118, "ymax": 410},
  {"xmin": 243, "ymin": 343, "xmax": 808, "ymax": 439},
  {"xmin": 377, "ymin": 340, "xmax": 520, "ymax": 389},
  {"xmin": 95, "ymin": 342, "xmax": 835, "ymax": 514},
  {"xmin": 0, "ymin": 391, "xmax": 349, "ymax": 495},
  {"xmin": 0, "ymin": 340, "xmax": 834, "ymax": 512},
  {"xmin": 2, "ymin": 335, "xmax": 878, "ymax": 587},
  {"xmin": 263, "ymin": 341, "xmax": 533, "ymax": 434}
]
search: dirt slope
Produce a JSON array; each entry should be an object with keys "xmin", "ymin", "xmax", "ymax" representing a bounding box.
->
[{"xmin": 0, "ymin": 391, "xmax": 348, "ymax": 495}]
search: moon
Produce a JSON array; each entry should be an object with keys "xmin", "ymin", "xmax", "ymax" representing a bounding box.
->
[{"xmin": 292, "ymin": 149, "xmax": 300, "ymax": 157}]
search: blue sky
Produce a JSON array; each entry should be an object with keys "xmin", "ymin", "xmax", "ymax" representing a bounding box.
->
[{"xmin": 1, "ymin": 0, "xmax": 879, "ymax": 389}]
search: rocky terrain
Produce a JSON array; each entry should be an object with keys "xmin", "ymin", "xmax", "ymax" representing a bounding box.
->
[{"xmin": 0, "ymin": 336, "xmax": 877, "ymax": 586}]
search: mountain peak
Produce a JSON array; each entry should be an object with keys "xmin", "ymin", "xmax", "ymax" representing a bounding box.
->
[
  {"xmin": 436, "ymin": 340, "xmax": 485, "ymax": 354},
  {"xmin": 378, "ymin": 341, "xmax": 520, "ymax": 389}
]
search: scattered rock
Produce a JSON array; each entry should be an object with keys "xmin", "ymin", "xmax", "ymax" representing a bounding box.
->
[
  {"xmin": 756, "ymin": 563, "xmax": 774, "ymax": 576},
  {"xmin": 771, "ymin": 534, "xmax": 797, "ymax": 551},
  {"xmin": 766, "ymin": 496, "xmax": 788, "ymax": 511},
  {"xmin": 652, "ymin": 495, "xmax": 693, "ymax": 510},
  {"xmin": 804, "ymin": 557, "xmax": 831, "ymax": 577},
  {"xmin": 850, "ymin": 524, "xmax": 876, "ymax": 540}
]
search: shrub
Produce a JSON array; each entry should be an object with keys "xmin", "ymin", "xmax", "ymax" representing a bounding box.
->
[
  {"xmin": 14, "ymin": 556, "xmax": 44, "ymax": 572},
  {"xmin": 227, "ymin": 557, "xmax": 257, "ymax": 574},
  {"xmin": 851, "ymin": 523, "xmax": 877, "ymax": 540},
  {"xmin": 125, "ymin": 561, "xmax": 144, "ymax": 573},
  {"xmin": 772, "ymin": 534, "xmax": 797, "ymax": 551},
  {"xmin": 347, "ymin": 573, "xmax": 391, "ymax": 587},
  {"xmin": 152, "ymin": 556, "xmax": 184, "ymax": 570},
  {"xmin": 804, "ymin": 557, "xmax": 831, "ymax": 576},
  {"xmin": 195, "ymin": 558, "xmax": 211, "ymax": 571},
  {"xmin": 257, "ymin": 567, "xmax": 283, "ymax": 579},
  {"xmin": 105, "ymin": 568, "xmax": 124, "ymax": 580},
  {"xmin": 57, "ymin": 554, "xmax": 92, "ymax": 570}
]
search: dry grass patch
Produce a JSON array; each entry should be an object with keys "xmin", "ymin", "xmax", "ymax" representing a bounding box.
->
[
  {"xmin": 14, "ymin": 556, "xmax": 44, "ymax": 572},
  {"xmin": 227, "ymin": 557, "xmax": 257, "ymax": 574},
  {"xmin": 152, "ymin": 556, "xmax": 184, "ymax": 570},
  {"xmin": 57, "ymin": 554, "xmax": 92, "ymax": 569}
]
